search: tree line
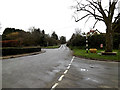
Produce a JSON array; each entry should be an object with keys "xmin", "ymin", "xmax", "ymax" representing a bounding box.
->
[
  {"xmin": 67, "ymin": 29, "xmax": 120, "ymax": 50},
  {"xmin": 1, "ymin": 27, "xmax": 66, "ymax": 47}
]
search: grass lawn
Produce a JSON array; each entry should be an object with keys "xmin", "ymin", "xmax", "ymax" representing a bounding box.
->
[{"xmin": 73, "ymin": 49, "xmax": 120, "ymax": 61}]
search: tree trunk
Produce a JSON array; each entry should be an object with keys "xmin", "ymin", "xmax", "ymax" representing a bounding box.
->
[{"xmin": 105, "ymin": 26, "xmax": 113, "ymax": 52}]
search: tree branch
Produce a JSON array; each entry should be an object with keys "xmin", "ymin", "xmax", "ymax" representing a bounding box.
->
[
  {"xmin": 86, "ymin": 0, "xmax": 100, "ymax": 12},
  {"xmin": 112, "ymin": 23, "xmax": 119, "ymax": 31},
  {"xmin": 93, "ymin": 20, "xmax": 99, "ymax": 28},
  {"xmin": 73, "ymin": 14, "xmax": 90, "ymax": 22},
  {"xmin": 75, "ymin": 0, "xmax": 104, "ymax": 21},
  {"xmin": 109, "ymin": 1, "xmax": 117, "ymax": 21},
  {"xmin": 73, "ymin": 0, "xmax": 118, "ymax": 30},
  {"xmin": 77, "ymin": 7, "xmax": 104, "ymax": 21},
  {"xmin": 114, "ymin": 13, "xmax": 120, "ymax": 23},
  {"xmin": 85, "ymin": 16, "xmax": 93, "ymax": 24}
]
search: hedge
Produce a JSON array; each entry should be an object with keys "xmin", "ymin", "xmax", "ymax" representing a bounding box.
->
[
  {"xmin": 67, "ymin": 33, "xmax": 120, "ymax": 49},
  {"xmin": 2, "ymin": 47, "xmax": 41, "ymax": 56},
  {"xmin": 0, "ymin": 40, "xmax": 20, "ymax": 47}
]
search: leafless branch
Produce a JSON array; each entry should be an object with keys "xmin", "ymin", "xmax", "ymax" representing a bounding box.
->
[
  {"xmin": 113, "ymin": 13, "xmax": 120, "ymax": 24},
  {"xmin": 85, "ymin": 16, "xmax": 93, "ymax": 24},
  {"xmin": 93, "ymin": 20, "xmax": 99, "ymax": 28},
  {"xmin": 73, "ymin": 0, "xmax": 118, "ymax": 28},
  {"xmin": 75, "ymin": 0, "xmax": 104, "ymax": 21},
  {"xmin": 73, "ymin": 14, "xmax": 90, "ymax": 22}
]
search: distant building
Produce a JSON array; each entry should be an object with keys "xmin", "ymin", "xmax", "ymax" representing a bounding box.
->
[{"xmin": 87, "ymin": 29, "xmax": 101, "ymax": 35}]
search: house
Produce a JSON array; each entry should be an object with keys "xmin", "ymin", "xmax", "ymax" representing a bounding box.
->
[{"xmin": 87, "ymin": 29, "xmax": 101, "ymax": 35}]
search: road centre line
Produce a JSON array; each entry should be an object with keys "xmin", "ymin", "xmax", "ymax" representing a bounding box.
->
[
  {"xmin": 64, "ymin": 70, "xmax": 68, "ymax": 74},
  {"xmin": 70, "ymin": 61, "xmax": 73, "ymax": 64},
  {"xmin": 70, "ymin": 56, "xmax": 75, "ymax": 63},
  {"xmin": 51, "ymin": 83, "xmax": 59, "ymax": 90},
  {"xmin": 51, "ymin": 56, "xmax": 75, "ymax": 90},
  {"xmin": 71, "ymin": 59, "xmax": 74, "ymax": 62},
  {"xmin": 58, "ymin": 75, "xmax": 65, "ymax": 81},
  {"xmin": 67, "ymin": 65, "xmax": 70, "ymax": 70}
]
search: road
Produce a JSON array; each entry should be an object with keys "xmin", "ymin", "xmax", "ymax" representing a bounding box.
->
[{"xmin": 2, "ymin": 45, "xmax": 119, "ymax": 89}]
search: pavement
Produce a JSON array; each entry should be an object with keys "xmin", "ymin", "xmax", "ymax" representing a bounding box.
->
[{"xmin": 2, "ymin": 44, "xmax": 119, "ymax": 89}]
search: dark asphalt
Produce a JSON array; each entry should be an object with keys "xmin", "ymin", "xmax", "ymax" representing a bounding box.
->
[{"xmin": 2, "ymin": 45, "xmax": 119, "ymax": 89}]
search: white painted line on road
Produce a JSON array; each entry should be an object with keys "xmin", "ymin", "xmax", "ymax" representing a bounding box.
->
[
  {"xmin": 51, "ymin": 56, "xmax": 75, "ymax": 90},
  {"xmin": 58, "ymin": 75, "xmax": 64, "ymax": 81},
  {"xmin": 70, "ymin": 61, "xmax": 73, "ymax": 64},
  {"xmin": 71, "ymin": 58, "xmax": 74, "ymax": 62},
  {"xmin": 51, "ymin": 83, "xmax": 59, "ymax": 90},
  {"xmin": 64, "ymin": 70, "xmax": 68, "ymax": 74},
  {"xmin": 70, "ymin": 56, "xmax": 75, "ymax": 63},
  {"xmin": 73, "ymin": 56, "xmax": 75, "ymax": 59},
  {"xmin": 67, "ymin": 65, "xmax": 70, "ymax": 70}
]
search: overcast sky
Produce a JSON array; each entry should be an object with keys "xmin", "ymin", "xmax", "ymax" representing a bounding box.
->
[{"xmin": 0, "ymin": 0, "xmax": 119, "ymax": 40}]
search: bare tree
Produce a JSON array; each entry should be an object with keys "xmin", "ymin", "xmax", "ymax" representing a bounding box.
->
[{"xmin": 72, "ymin": 0, "xmax": 120, "ymax": 52}]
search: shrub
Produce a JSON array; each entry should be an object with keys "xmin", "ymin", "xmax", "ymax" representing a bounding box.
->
[
  {"xmin": 2, "ymin": 47, "xmax": 41, "ymax": 56},
  {"xmin": 88, "ymin": 34, "xmax": 105, "ymax": 49},
  {"xmin": 67, "ymin": 33, "xmax": 120, "ymax": 49}
]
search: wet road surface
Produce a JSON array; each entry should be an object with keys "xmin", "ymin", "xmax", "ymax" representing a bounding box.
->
[
  {"xmin": 2, "ymin": 45, "xmax": 119, "ymax": 89},
  {"xmin": 57, "ymin": 57, "xmax": 118, "ymax": 88}
]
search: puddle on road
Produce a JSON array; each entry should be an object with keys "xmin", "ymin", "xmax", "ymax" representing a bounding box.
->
[
  {"xmin": 44, "ymin": 69, "xmax": 61, "ymax": 82},
  {"xmin": 46, "ymin": 69, "xmax": 60, "ymax": 76}
]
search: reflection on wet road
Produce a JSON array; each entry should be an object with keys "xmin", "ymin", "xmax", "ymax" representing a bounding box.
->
[{"xmin": 2, "ymin": 44, "xmax": 119, "ymax": 88}]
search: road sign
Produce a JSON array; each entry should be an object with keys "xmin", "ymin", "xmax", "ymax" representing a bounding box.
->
[{"xmin": 100, "ymin": 44, "xmax": 103, "ymax": 48}]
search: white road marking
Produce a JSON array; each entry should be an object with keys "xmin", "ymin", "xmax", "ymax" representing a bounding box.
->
[
  {"xmin": 51, "ymin": 83, "xmax": 59, "ymax": 90},
  {"xmin": 51, "ymin": 56, "xmax": 75, "ymax": 89},
  {"xmin": 64, "ymin": 70, "xmax": 68, "ymax": 74},
  {"xmin": 70, "ymin": 56, "xmax": 75, "ymax": 63},
  {"xmin": 73, "ymin": 56, "xmax": 75, "ymax": 59},
  {"xmin": 67, "ymin": 65, "xmax": 70, "ymax": 70},
  {"xmin": 58, "ymin": 75, "xmax": 64, "ymax": 81},
  {"xmin": 70, "ymin": 61, "xmax": 72, "ymax": 64},
  {"xmin": 71, "ymin": 58, "xmax": 74, "ymax": 62}
]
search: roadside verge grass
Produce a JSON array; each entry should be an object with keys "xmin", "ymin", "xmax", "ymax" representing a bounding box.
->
[
  {"xmin": 42, "ymin": 45, "xmax": 60, "ymax": 49},
  {"xmin": 72, "ymin": 48, "xmax": 119, "ymax": 61}
]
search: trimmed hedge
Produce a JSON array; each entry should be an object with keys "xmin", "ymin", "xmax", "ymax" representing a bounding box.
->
[
  {"xmin": 0, "ymin": 40, "xmax": 20, "ymax": 47},
  {"xmin": 2, "ymin": 47, "xmax": 41, "ymax": 56}
]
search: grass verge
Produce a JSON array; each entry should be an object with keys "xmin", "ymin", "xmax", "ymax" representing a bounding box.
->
[
  {"xmin": 72, "ymin": 48, "xmax": 119, "ymax": 62},
  {"xmin": 42, "ymin": 45, "xmax": 60, "ymax": 49}
]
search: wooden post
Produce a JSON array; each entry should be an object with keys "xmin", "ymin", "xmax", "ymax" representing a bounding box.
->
[{"xmin": 86, "ymin": 35, "xmax": 88, "ymax": 53}]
